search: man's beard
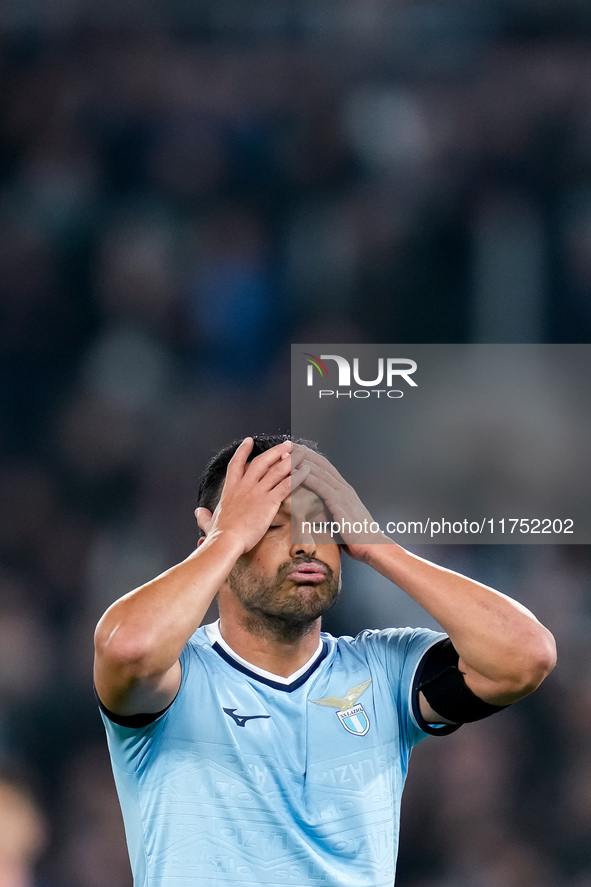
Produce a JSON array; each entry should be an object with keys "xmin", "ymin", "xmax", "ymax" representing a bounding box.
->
[{"xmin": 227, "ymin": 557, "xmax": 341, "ymax": 643}]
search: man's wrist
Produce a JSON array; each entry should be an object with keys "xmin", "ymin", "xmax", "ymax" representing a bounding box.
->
[
  {"xmin": 358, "ymin": 537, "xmax": 402, "ymax": 570},
  {"xmin": 194, "ymin": 528, "xmax": 246, "ymax": 562}
]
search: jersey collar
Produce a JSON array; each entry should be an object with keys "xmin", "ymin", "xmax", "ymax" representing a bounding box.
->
[{"xmin": 204, "ymin": 620, "xmax": 328, "ymax": 692}]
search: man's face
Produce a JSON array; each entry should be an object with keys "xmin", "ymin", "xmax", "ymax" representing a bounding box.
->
[{"xmin": 227, "ymin": 486, "xmax": 342, "ymax": 627}]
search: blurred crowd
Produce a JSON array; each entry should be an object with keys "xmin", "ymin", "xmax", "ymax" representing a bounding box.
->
[{"xmin": 1, "ymin": 1, "xmax": 591, "ymax": 884}]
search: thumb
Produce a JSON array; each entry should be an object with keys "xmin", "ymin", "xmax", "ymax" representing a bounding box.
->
[{"xmin": 195, "ymin": 507, "xmax": 213, "ymax": 534}]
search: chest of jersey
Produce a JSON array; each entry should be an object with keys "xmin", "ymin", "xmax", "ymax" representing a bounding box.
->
[
  {"xmin": 105, "ymin": 625, "xmax": 450, "ymax": 886},
  {"xmin": 128, "ymin": 644, "xmax": 403, "ymax": 885}
]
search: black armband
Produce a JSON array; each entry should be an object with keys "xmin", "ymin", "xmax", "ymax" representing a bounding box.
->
[
  {"xmin": 94, "ymin": 686, "xmax": 173, "ymax": 728},
  {"xmin": 417, "ymin": 638, "xmax": 509, "ymax": 724}
]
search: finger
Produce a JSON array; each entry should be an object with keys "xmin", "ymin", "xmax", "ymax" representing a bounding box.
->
[
  {"xmin": 291, "ymin": 442, "xmax": 309, "ymax": 459},
  {"xmin": 303, "ymin": 470, "xmax": 357, "ymax": 512},
  {"xmin": 274, "ymin": 462, "xmax": 309, "ymax": 501},
  {"xmin": 259, "ymin": 451, "xmax": 293, "ymax": 491},
  {"xmin": 290, "ymin": 445, "xmax": 309, "ymax": 470},
  {"xmin": 246, "ymin": 440, "xmax": 292, "ymax": 481},
  {"xmin": 304, "ymin": 463, "xmax": 343, "ymax": 495},
  {"xmin": 301, "ymin": 449, "xmax": 347, "ymax": 484},
  {"xmin": 225, "ymin": 437, "xmax": 254, "ymax": 485},
  {"xmin": 290, "ymin": 462, "xmax": 311, "ymax": 493},
  {"xmin": 302, "ymin": 471, "xmax": 336, "ymax": 501}
]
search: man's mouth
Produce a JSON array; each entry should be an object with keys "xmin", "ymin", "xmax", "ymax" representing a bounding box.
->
[{"xmin": 287, "ymin": 563, "xmax": 328, "ymax": 583}]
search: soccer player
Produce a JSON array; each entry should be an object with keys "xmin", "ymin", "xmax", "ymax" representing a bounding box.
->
[{"xmin": 94, "ymin": 435, "xmax": 556, "ymax": 886}]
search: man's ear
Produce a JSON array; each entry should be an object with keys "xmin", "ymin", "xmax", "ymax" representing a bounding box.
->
[{"xmin": 195, "ymin": 507, "xmax": 213, "ymax": 535}]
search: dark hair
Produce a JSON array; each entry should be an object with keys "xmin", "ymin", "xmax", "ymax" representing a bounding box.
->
[{"xmin": 197, "ymin": 434, "xmax": 317, "ymax": 529}]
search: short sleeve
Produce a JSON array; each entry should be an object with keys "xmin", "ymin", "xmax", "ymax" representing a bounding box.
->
[
  {"xmin": 363, "ymin": 627, "xmax": 454, "ymax": 757},
  {"xmin": 98, "ymin": 641, "xmax": 193, "ymax": 774}
]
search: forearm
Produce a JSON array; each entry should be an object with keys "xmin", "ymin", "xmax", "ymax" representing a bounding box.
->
[
  {"xmin": 95, "ymin": 531, "xmax": 242, "ymax": 679},
  {"xmin": 365, "ymin": 542, "xmax": 556, "ymax": 703}
]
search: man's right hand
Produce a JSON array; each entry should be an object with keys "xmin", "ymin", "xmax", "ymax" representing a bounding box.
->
[
  {"xmin": 197, "ymin": 438, "xmax": 309, "ymax": 555},
  {"xmin": 94, "ymin": 437, "xmax": 310, "ymax": 718}
]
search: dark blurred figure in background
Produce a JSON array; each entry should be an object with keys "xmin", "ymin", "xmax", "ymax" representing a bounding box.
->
[{"xmin": 0, "ymin": 767, "xmax": 47, "ymax": 887}]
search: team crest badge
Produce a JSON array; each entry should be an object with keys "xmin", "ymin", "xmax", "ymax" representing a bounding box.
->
[
  {"xmin": 336, "ymin": 704, "xmax": 370, "ymax": 735},
  {"xmin": 310, "ymin": 679, "xmax": 372, "ymax": 736}
]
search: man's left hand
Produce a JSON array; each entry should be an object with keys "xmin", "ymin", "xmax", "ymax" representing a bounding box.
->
[{"xmin": 292, "ymin": 445, "xmax": 390, "ymax": 561}]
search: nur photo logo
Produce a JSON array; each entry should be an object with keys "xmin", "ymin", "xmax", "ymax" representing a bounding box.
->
[{"xmin": 303, "ymin": 352, "xmax": 418, "ymax": 399}]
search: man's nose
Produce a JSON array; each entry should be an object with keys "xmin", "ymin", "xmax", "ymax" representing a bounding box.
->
[{"xmin": 289, "ymin": 536, "xmax": 317, "ymax": 559}]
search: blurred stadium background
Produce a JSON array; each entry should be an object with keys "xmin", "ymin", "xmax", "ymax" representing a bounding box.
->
[{"xmin": 0, "ymin": 0, "xmax": 590, "ymax": 884}]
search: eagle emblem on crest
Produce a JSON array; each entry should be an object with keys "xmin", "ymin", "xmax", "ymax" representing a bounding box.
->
[{"xmin": 310, "ymin": 679, "xmax": 372, "ymax": 736}]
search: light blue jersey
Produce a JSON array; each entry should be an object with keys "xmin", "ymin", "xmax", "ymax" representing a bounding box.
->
[{"xmin": 100, "ymin": 622, "xmax": 451, "ymax": 886}]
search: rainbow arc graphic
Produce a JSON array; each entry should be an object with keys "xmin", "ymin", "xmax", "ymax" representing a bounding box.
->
[{"xmin": 303, "ymin": 353, "xmax": 328, "ymax": 385}]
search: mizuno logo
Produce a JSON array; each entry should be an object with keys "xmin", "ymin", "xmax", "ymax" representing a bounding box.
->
[
  {"xmin": 223, "ymin": 708, "xmax": 271, "ymax": 728},
  {"xmin": 310, "ymin": 679, "xmax": 372, "ymax": 709}
]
